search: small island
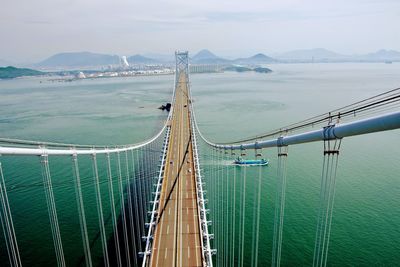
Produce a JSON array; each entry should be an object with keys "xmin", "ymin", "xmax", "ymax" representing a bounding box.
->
[
  {"xmin": 253, "ymin": 67, "xmax": 273, "ymax": 73},
  {"xmin": 223, "ymin": 65, "xmax": 272, "ymax": 73},
  {"xmin": 0, "ymin": 66, "xmax": 45, "ymax": 79}
]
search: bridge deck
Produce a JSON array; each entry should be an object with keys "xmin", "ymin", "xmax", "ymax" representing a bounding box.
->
[{"xmin": 149, "ymin": 74, "xmax": 203, "ymax": 267}]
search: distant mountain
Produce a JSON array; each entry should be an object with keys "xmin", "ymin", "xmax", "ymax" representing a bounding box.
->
[
  {"xmin": 275, "ymin": 48, "xmax": 400, "ymax": 62},
  {"xmin": 357, "ymin": 49, "xmax": 400, "ymax": 61},
  {"xmin": 31, "ymin": 48, "xmax": 400, "ymax": 70},
  {"xmin": 191, "ymin": 50, "xmax": 276, "ymax": 64},
  {"xmin": 234, "ymin": 53, "xmax": 276, "ymax": 64},
  {"xmin": 192, "ymin": 49, "xmax": 218, "ymax": 60},
  {"xmin": 276, "ymin": 48, "xmax": 347, "ymax": 62},
  {"xmin": 36, "ymin": 52, "xmax": 120, "ymax": 69},
  {"xmin": 142, "ymin": 53, "xmax": 175, "ymax": 63},
  {"xmin": 127, "ymin": 54, "xmax": 157, "ymax": 64},
  {"xmin": 191, "ymin": 49, "xmax": 230, "ymax": 64},
  {"xmin": 0, "ymin": 66, "xmax": 45, "ymax": 79}
]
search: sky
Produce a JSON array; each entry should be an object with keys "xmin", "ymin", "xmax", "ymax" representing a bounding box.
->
[{"xmin": 0, "ymin": 0, "xmax": 399, "ymax": 63}]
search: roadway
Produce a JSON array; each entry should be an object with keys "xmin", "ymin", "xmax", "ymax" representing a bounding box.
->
[{"xmin": 149, "ymin": 73, "xmax": 203, "ymax": 267}]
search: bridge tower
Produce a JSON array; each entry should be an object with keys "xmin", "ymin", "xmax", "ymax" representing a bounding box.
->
[{"xmin": 175, "ymin": 51, "xmax": 189, "ymax": 87}]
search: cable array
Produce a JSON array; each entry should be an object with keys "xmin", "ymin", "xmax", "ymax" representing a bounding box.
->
[
  {"xmin": 40, "ymin": 154, "xmax": 65, "ymax": 267},
  {"xmin": 0, "ymin": 159, "xmax": 22, "ymax": 267},
  {"xmin": 272, "ymin": 145, "xmax": 289, "ymax": 267},
  {"xmin": 189, "ymin": 83, "xmax": 399, "ymax": 267},
  {"xmin": 313, "ymin": 137, "xmax": 342, "ymax": 267}
]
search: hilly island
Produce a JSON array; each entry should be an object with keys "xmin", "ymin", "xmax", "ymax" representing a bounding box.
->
[{"xmin": 0, "ymin": 66, "xmax": 44, "ymax": 79}]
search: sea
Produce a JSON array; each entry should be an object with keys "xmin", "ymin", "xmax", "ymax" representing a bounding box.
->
[{"xmin": 0, "ymin": 63, "xmax": 399, "ymax": 266}]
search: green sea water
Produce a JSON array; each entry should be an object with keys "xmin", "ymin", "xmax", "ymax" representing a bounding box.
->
[{"xmin": 0, "ymin": 63, "xmax": 399, "ymax": 266}]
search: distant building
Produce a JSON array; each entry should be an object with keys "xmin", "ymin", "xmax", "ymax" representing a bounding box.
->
[{"xmin": 76, "ymin": 72, "xmax": 86, "ymax": 79}]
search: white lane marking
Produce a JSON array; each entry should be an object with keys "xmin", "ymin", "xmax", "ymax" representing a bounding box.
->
[
  {"xmin": 167, "ymin": 224, "xmax": 170, "ymax": 234},
  {"xmin": 187, "ymin": 207, "xmax": 189, "ymax": 215},
  {"xmin": 187, "ymin": 224, "xmax": 189, "ymax": 233},
  {"xmin": 174, "ymin": 102, "xmax": 182, "ymax": 267},
  {"xmin": 164, "ymin": 247, "xmax": 168, "ymax": 259},
  {"xmin": 169, "ymin": 207, "xmax": 171, "ymax": 215}
]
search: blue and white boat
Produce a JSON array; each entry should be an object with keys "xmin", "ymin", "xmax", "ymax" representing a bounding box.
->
[{"xmin": 233, "ymin": 157, "xmax": 269, "ymax": 166}]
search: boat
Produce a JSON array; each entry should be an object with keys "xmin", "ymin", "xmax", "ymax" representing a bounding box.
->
[{"xmin": 233, "ymin": 157, "xmax": 269, "ymax": 166}]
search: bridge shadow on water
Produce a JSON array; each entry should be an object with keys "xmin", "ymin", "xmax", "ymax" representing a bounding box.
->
[
  {"xmin": 102, "ymin": 181, "xmax": 145, "ymax": 267},
  {"xmin": 77, "ymin": 147, "xmax": 160, "ymax": 267}
]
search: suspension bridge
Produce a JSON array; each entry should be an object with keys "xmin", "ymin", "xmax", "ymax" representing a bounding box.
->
[{"xmin": 0, "ymin": 51, "xmax": 399, "ymax": 267}]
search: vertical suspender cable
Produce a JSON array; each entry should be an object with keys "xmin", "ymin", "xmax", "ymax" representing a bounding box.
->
[
  {"xmin": 323, "ymin": 142, "xmax": 340, "ymax": 267},
  {"xmin": 237, "ymin": 158, "xmax": 242, "ymax": 267},
  {"xmin": 145, "ymin": 146, "xmax": 151, "ymax": 215},
  {"xmin": 208, "ymin": 147, "xmax": 214, "ymax": 232},
  {"xmin": 0, "ymin": 169, "xmax": 12, "ymax": 267},
  {"xmin": 212, "ymin": 147, "xmax": 216, "ymax": 262},
  {"xmin": 41, "ymin": 154, "xmax": 66, "ymax": 267},
  {"xmin": 40, "ymin": 154, "xmax": 65, "ymax": 267},
  {"xmin": 312, "ymin": 130, "xmax": 342, "ymax": 267},
  {"xmin": 145, "ymin": 146, "xmax": 150, "ymax": 214},
  {"xmin": 143, "ymin": 146, "xmax": 149, "ymax": 214},
  {"xmin": 116, "ymin": 152, "xmax": 131, "ymax": 266},
  {"xmin": 214, "ymin": 147, "xmax": 218, "ymax": 265},
  {"xmin": 106, "ymin": 153, "xmax": 122, "ymax": 267},
  {"xmin": 215, "ymin": 148, "xmax": 220, "ymax": 266},
  {"xmin": 136, "ymin": 149, "xmax": 145, "ymax": 237},
  {"xmin": 253, "ymin": 148, "xmax": 263, "ymax": 267},
  {"xmin": 272, "ymin": 151, "xmax": 280, "ymax": 267},
  {"xmin": 140, "ymin": 147, "xmax": 146, "ymax": 222},
  {"xmin": 221, "ymin": 149, "xmax": 225, "ymax": 267},
  {"xmin": 221, "ymin": 150, "xmax": 225, "ymax": 267},
  {"xmin": 277, "ymin": 146, "xmax": 288, "ymax": 267},
  {"xmin": 125, "ymin": 150, "xmax": 138, "ymax": 266},
  {"xmin": 240, "ymin": 149, "xmax": 247, "ymax": 267},
  {"xmin": 72, "ymin": 153, "xmax": 93, "ymax": 267},
  {"xmin": 150, "ymin": 142, "xmax": 156, "ymax": 197},
  {"xmin": 314, "ymin": 149, "xmax": 331, "ymax": 267},
  {"xmin": 0, "ymin": 159, "xmax": 22, "ymax": 267},
  {"xmin": 212, "ymin": 146, "xmax": 216, "ymax": 262},
  {"xmin": 272, "ymin": 144, "xmax": 288, "ymax": 267},
  {"xmin": 41, "ymin": 155, "xmax": 59, "ymax": 267},
  {"xmin": 215, "ymin": 149, "xmax": 219, "ymax": 265},
  {"xmin": 313, "ymin": 151, "xmax": 327, "ymax": 267},
  {"xmin": 225, "ymin": 151, "xmax": 229, "ymax": 267},
  {"xmin": 131, "ymin": 149, "xmax": 142, "ymax": 253},
  {"xmin": 320, "ymin": 152, "xmax": 334, "ymax": 266},
  {"xmin": 152, "ymin": 142, "xmax": 158, "ymax": 195},
  {"xmin": 250, "ymin": 150, "xmax": 258, "ymax": 266},
  {"xmin": 219, "ymin": 149, "xmax": 223, "ymax": 266},
  {"xmin": 91, "ymin": 153, "xmax": 110, "ymax": 267},
  {"xmin": 231, "ymin": 148, "xmax": 236, "ymax": 267}
]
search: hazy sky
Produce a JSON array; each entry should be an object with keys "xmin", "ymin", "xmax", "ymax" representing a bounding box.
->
[{"xmin": 1, "ymin": 0, "xmax": 399, "ymax": 62}]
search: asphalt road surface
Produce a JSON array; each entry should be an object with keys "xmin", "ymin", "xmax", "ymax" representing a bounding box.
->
[{"xmin": 149, "ymin": 73, "xmax": 203, "ymax": 267}]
